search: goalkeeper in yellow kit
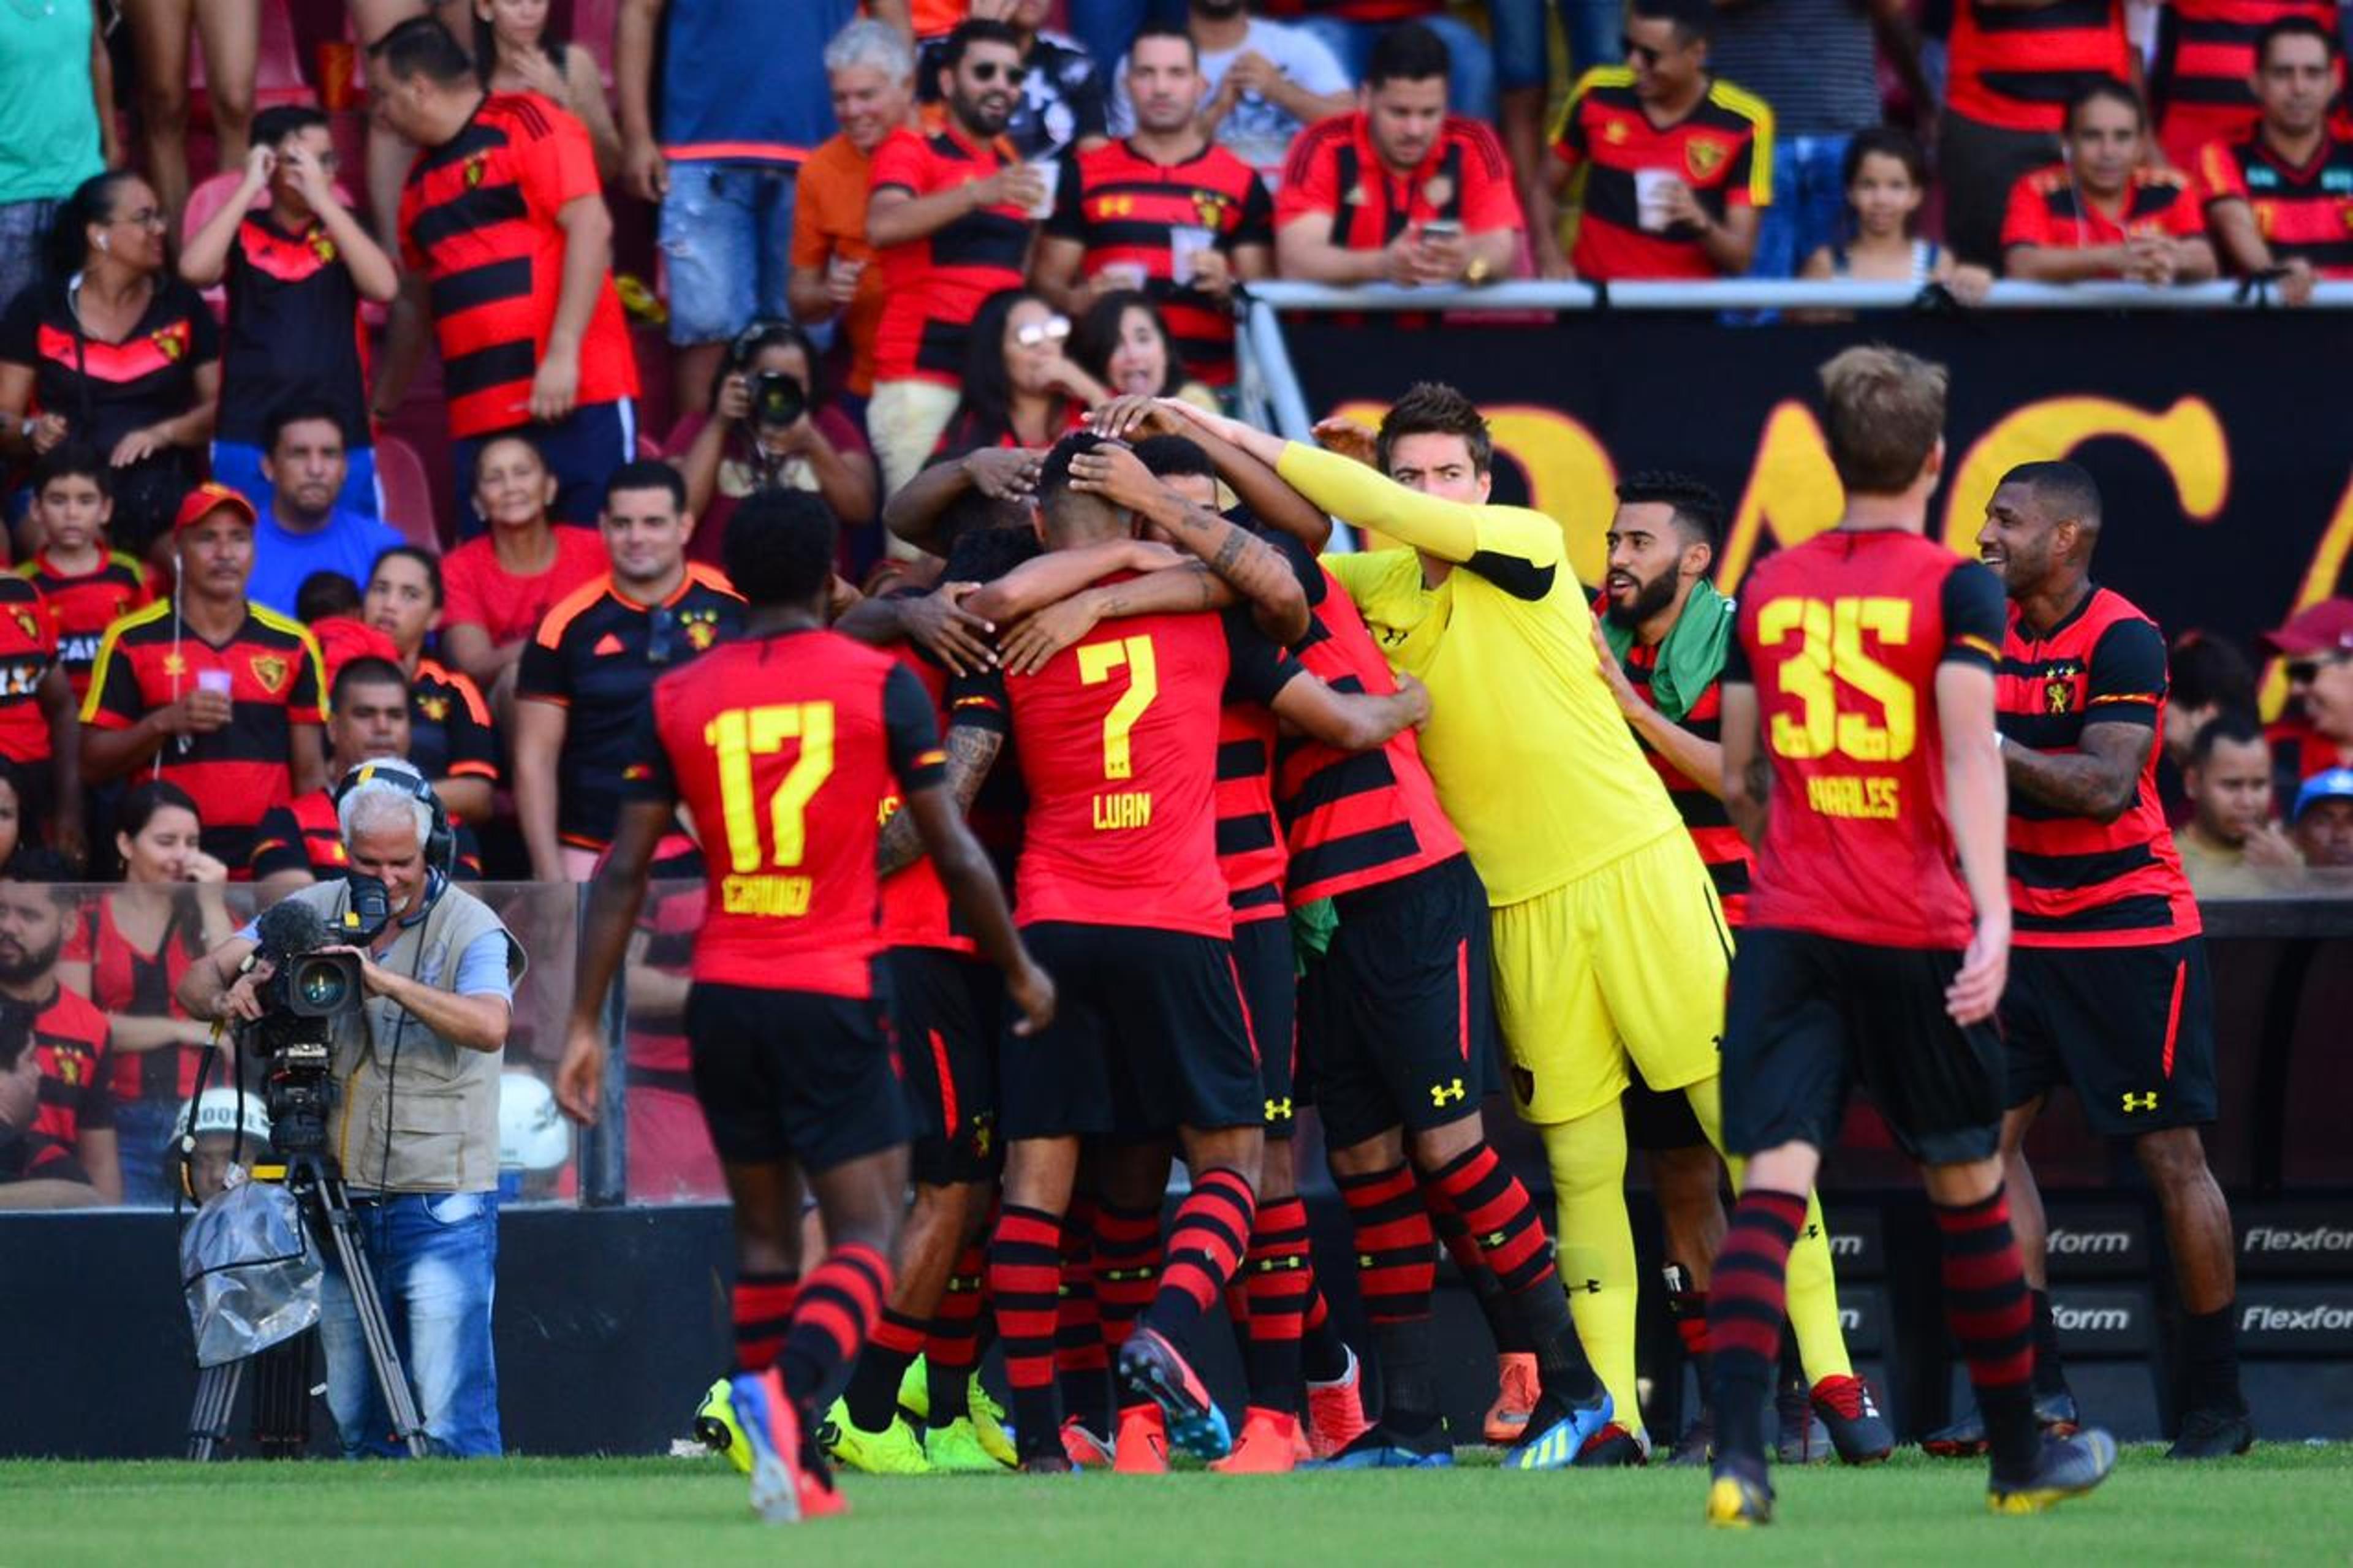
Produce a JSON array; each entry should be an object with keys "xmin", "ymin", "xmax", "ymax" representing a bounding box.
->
[{"xmin": 1161, "ymin": 387, "xmax": 1870, "ymax": 1463}]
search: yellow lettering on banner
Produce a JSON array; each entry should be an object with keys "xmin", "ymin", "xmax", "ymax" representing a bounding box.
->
[
  {"xmin": 1806, "ymin": 775, "xmax": 1901, "ymax": 820},
  {"xmin": 1718, "ymin": 401, "xmax": 1847, "ymax": 593},
  {"xmin": 1939, "ymin": 396, "xmax": 2229, "ymax": 555},
  {"xmin": 1092, "ymin": 791, "xmax": 1154, "ymax": 829},
  {"xmin": 721, "ymin": 875, "xmax": 813, "ymax": 917}
]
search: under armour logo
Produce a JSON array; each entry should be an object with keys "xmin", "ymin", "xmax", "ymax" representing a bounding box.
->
[
  {"xmin": 1430, "ymin": 1078, "xmax": 1466, "ymax": 1107},
  {"xmin": 2121, "ymin": 1091, "xmax": 2160, "ymax": 1113},
  {"xmin": 1264, "ymin": 1097, "xmax": 1294, "ymax": 1122},
  {"xmin": 1577, "ymin": 1277, "xmax": 1602, "ymax": 1295},
  {"xmin": 1805, "ymin": 1223, "xmax": 1821, "ymax": 1240},
  {"xmin": 1482, "ymin": 1230, "xmax": 1507, "ymax": 1249}
]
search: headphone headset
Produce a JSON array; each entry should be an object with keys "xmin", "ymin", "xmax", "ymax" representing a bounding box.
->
[{"xmin": 333, "ymin": 759, "xmax": 457, "ymax": 881}]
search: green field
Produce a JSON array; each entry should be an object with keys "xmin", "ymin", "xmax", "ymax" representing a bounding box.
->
[{"xmin": 7, "ymin": 1445, "xmax": 2351, "ymax": 1566}]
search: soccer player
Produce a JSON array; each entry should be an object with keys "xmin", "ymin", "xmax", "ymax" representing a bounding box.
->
[
  {"xmin": 556, "ymin": 489, "xmax": 1053, "ymax": 1524},
  {"xmin": 16, "ymin": 447, "xmax": 154, "ymax": 706},
  {"xmin": 1591, "ymin": 472, "xmax": 1887, "ymax": 1466},
  {"xmin": 2199, "ymin": 18, "xmax": 2353, "ymax": 305},
  {"xmin": 1702, "ymin": 346, "xmax": 2115, "ymax": 1526},
  {"xmin": 1960, "ymin": 461, "xmax": 2251, "ymax": 1460}
]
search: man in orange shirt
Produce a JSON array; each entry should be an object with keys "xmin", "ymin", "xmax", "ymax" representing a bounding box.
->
[{"xmin": 789, "ymin": 21, "xmax": 917, "ymax": 416}]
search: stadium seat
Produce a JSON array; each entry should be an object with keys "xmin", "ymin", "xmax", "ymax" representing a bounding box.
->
[{"xmin": 374, "ymin": 435, "xmax": 442, "ymax": 551}]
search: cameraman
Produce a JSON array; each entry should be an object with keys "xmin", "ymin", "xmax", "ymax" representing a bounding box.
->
[
  {"xmin": 666, "ymin": 322, "xmax": 878, "ymax": 567},
  {"xmin": 178, "ymin": 763, "xmax": 524, "ymax": 1458}
]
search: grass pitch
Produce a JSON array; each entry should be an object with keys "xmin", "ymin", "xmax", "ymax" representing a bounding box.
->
[{"xmin": 7, "ymin": 1444, "xmax": 2349, "ymax": 1566}]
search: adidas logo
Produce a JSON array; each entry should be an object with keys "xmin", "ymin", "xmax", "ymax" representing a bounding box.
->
[{"xmin": 593, "ymin": 632, "xmax": 626, "ymax": 656}]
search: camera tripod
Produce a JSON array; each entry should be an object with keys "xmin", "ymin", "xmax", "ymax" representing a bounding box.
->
[{"xmin": 186, "ymin": 1151, "xmax": 428, "ymax": 1460}]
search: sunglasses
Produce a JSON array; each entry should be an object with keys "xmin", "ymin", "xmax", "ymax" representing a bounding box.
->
[
  {"xmin": 2287, "ymin": 651, "xmax": 2350, "ymax": 683},
  {"xmin": 969, "ymin": 61, "xmax": 1029, "ymax": 87},
  {"xmin": 1014, "ymin": 315, "xmax": 1072, "ymax": 348},
  {"xmin": 646, "ymin": 607, "xmax": 678, "ymax": 667},
  {"xmin": 112, "ymin": 208, "xmax": 169, "ymax": 230},
  {"xmin": 1621, "ymin": 36, "xmax": 1670, "ymax": 68}
]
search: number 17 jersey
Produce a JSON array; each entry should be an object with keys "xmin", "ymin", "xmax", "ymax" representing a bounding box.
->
[
  {"xmin": 1730, "ymin": 529, "xmax": 2006, "ymax": 951},
  {"xmin": 628, "ymin": 629, "xmax": 945, "ymax": 996}
]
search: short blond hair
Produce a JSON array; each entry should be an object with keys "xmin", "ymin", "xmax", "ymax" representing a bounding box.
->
[{"xmin": 1819, "ymin": 345, "xmax": 1948, "ymax": 497}]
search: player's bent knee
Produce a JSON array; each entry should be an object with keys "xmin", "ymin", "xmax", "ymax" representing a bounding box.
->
[
  {"xmin": 2131, "ymin": 1125, "xmax": 2212, "ymax": 1188},
  {"xmin": 1325, "ymin": 1127, "xmax": 1406, "ymax": 1176},
  {"xmin": 1404, "ymin": 1112, "xmax": 1483, "ymax": 1170},
  {"xmin": 1919, "ymin": 1154, "xmax": 2003, "ymax": 1207},
  {"xmin": 1182, "ymin": 1124, "xmax": 1265, "ymax": 1189},
  {"xmin": 1742, "ymin": 1140, "xmax": 1822, "ymax": 1197}
]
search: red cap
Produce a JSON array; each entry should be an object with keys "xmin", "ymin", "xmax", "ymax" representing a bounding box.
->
[
  {"xmin": 172, "ymin": 482, "xmax": 258, "ymax": 534},
  {"xmin": 2258, "ymin": 597, "xmax": 2353, "ymax": 658}
]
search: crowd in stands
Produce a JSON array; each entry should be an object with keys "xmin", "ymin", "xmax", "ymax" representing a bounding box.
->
[{"xmin": 3, "ymin": 0, "xmax": 2352, "ymax": 1210}]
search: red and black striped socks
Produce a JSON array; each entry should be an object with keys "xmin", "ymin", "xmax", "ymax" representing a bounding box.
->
[
  {"xmin": 1935, "ymin": 1186, "xmax": 2039, "ymax": 1479},
  {"xmin": 1240, "ymin": 1194, "xmax": 1315, "ymax": 1411},
  {"xmin": 775, "ymin": 1244, "xmax": 892, "ymax": 1417},
  {"xmin": 732, "ymin": 1270, "xmax": 799, "ymax": 1375},
  {"xmin": 1056, "ymin": 1203, "xmax": 1113, "ymax": 1439},
  {"xmin": 1431, "ymin": 1191, "xmax": 1536, "ymax": 1354},
  {"xmin": 840, "ymin": 1307, "xmax": 926, "ymax": 1432},
  {"xmin": 1337, "ymin": 1162, "xmax": 1439, "ymax": 1433},
  {"xmin": 1424, "ymin": 1143, "xmax": 1597, "ymax": 1406},
  {"xmin": 923, "ymin": 1244, "xmax": 987, "ymax": 1428},
  {"xmin": 1707, "ymin": 1188, "xmax": 1806, "ymax": 1463},
  {"xmin": 990, "ymin": 1205, "xmax": 1065, "ymax": 1458},
  {"xmin": 1146, "ymin": 1167, "xmax": 1256, "ymax": 1341}
]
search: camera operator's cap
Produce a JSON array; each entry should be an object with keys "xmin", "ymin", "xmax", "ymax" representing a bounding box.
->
[
  {"xmin": 2257, "ymin": 597, "xmax": 2353, "ymax": 658},
  {"xmin": 499, "ymin": 1072, "xmax": 572, "ymax": 1172},
  {"xmin": 172, "ymin": 482, "xmax": 257, "ymax": 534},
  {"xmin": 2293, "ymin": 768, "xmax": 2353, "ymax": 822},
  {"xmin": 175, "ymin": 1088, "xmax": 272, "ymax": 1145}
]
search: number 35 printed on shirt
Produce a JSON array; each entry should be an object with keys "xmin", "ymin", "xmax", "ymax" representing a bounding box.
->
[
  {"xmin": 1756, "ymin": 596, "xmax": 1917, "ymax": 762},
  {"xmin": 705, "ymin": 703, "xmax": 837, "ymax": 873}
]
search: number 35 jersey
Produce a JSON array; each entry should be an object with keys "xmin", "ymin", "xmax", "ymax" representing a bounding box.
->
[
  {"xmin": 627, "ymin": 629, "xmax": 945, "ymax": 996},
  {"xmin": 1729, "ymin": 529, "xmax": 2006, "ymax": 952},
  {"xmin": 950, "ymin": 605, "xmax": 1289, "ymax": 941}
]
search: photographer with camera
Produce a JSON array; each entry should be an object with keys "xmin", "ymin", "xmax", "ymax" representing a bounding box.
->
[{"xmin": 178, "ymin": 760, "xmax": 524, "ymax": 1458}]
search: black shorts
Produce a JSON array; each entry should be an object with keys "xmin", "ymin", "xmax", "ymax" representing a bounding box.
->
[
  {"xmin": 1232, "ymin": 915, "xmax": 1300, "ymax": 1138},
  {"xmin": 687, "ymin": 978, "xmax": 908, "ymax": 1175},
  {"xmin": 1721, "ymin": 928, "xmax": 2004, "ymax": 1167},
  {"xmin": 887, "ymin": 946, "xmax": 1002, "ymax": 1185},
  {"xmin": 2001, "ymin": 938, "xmax": 2218, "ymax": 1137},
  {"xmin": 1624, "ymin": 1057, "xmax": 1708, "ymax": 1152},
  {"xmin": 999, "ymin": 923, "xmax": 1262, "ymax": 1142},
  {"xmin": 1317, "ymin": 855, "xmax": 1499, "ymax": 1151}
]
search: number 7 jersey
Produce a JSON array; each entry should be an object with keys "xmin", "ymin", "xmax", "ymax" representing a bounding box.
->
[
  {"xmin": 1730, "ymin": 529, "xmax": 2007, "ymax": 950},
  {"xmin": 626, "ymin": 629, "xmax": 946, "ymax": 996}
]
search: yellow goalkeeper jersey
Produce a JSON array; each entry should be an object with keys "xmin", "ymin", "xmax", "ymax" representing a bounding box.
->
[{"xmin": 1284, "ymin": 442, "xmax": 1681, "ymax": 906}]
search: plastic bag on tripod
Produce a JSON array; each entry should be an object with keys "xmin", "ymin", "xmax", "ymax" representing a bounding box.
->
[{"xmin": 180, "ymin": 1166, "xmax": 323, "ymax": 1368}]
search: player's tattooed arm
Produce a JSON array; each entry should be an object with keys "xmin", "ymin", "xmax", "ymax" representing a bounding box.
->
[
  {"xmin": 2001, "ymin": 719, "xmax": 2150, "ymax": 823},
  {"xmin": 1719, "ymin": 680, "xmax": 1771, "ymax": 847},
  {"xmin": 877, "ymin": 722, "xmax": 1004, "ymax": 878},
  {"xmin": 1066, "ymin": 442, "xmax": 1311, "ymax": 643}
]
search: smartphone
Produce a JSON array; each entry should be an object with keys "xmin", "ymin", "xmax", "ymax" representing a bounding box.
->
[{"xmin": 1420, "ymin": 218, "xmax": 1464, "ymax": 241}]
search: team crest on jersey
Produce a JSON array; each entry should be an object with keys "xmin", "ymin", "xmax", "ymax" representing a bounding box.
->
[
  {"xmin": 1684, "ymin": 137, "xmax": 1729, "ymax": 182},
  {"xmin": 154, "ymin": 324, "xmax": 188, "ymax": 362},
  {"xmin": 1602, "ymin": 119, "xmax": 1629, "ymax": 145},
  {"xmin": 2045, "ymin": 678, "xmax": 2075, "ymax": 714},
  {"xmin": 419, "ymin": 694, "xmax": 450, "ymax": 723},
  {"xmin": 1192, "ymin": 192, "xmax": 1229, "ymax": 229},
  {"xmin": 1421, "ymin": 173, "xmax": 1455, "ymax": 211},
  {"xmin": 12, "ymin": 611, "xmax": 37, "ymax": 642},
  {"xmin": 678, "ymin": 608, "xmax": 722, "ymax": 652},
  {"xmin": 250, "ymin": 654, "xmax": 289, "ymax": 694},
  {"xmin": 310, "ymin": 229, "xmax": 338, "ymax": 263},
  {"xmin": 162, "ymin": 652, "xmax": 188, "ymax": 680},
  {"xmin": 464, "ymin": 154, "xmax": 490, "ymax": 189}
]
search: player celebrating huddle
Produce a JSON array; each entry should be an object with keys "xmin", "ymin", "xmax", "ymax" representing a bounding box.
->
[
  {"xmin": 1703, "ymin": 346, "xmax": 2115, "ymax": 1525},
  {"xmin": 557, "ymin": 490, "xmax": 1053, "ymax": 1524}
]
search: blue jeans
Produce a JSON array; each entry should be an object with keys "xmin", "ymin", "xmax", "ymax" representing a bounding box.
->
[
  {"xmin": 114, "ymin": 1096, "xmax": 183, "ymax": 1208},
  {"xmin": 451, "ymin": 398, "xmax": 637, "ymax": 538},
  {"xmin": 318, "ymin": 1189, "xmax": 502, "ymax": 1458},
  {"xmin": 1295, "ymin": 15, "xmax": 1498, "ymax": 123},
  {"xmin": 1489, "ymin": 0, "xmax": 1621, "ymax": 91},
  {"xmin": 1748, "ymin": 134, "xmax": 1854, "ymax": 280},
  {"xmin": 210, "ymin": 441, "xmax": 382, "ymax": 521},
  {"xmin": 1065, "ymin": 0, "xmax": 1188, "ymax": 80},
  {"xmin": 659, "ymin": 161, "xmax": 797, "ymax": 347},
  {"xmin": 0, "ymin": 198, "xmax": 61, "ymax": 312}
]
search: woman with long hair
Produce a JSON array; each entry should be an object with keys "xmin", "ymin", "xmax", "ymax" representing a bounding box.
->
[
  {"xmin": 1069, "ymin": 290, "xmax": 1218, "ymax": 413},
  {"xmin": 934, "ymin": 288, "xmax": 1110, "ymax": 456},
  {"xmin": 468, "ymin": 0, "xmax": 622, "ymax": 177}
]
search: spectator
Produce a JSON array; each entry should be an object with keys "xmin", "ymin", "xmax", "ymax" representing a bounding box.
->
[
  {"xmin": 1493, "ymin": 0, "xmax": 1613, "ymax": 256},
  {"xmin": 180, "ymin": 107, "xmax": 400, "ymax": 523},
  {"xmin": 1536, "ymin": 0, "xmax": 1771, "ymax": 281},
  {"xmin": 2156, "ymin": 2, "xmax": 2340, "ymax": 169},
  {"xmin": 469, "ymin": 0, "xmax": 623, "ymax": 178},
  {"xmin": 14, "ymin": 447, "xmax": 153, "ymax": 705},
  {"xmin": 2291, "ymin": 767, "xmax": 2353, "ymax": 869},
  {"xmin": 363, "ymin": 546, "xmax": 500, "ymax": 824},
  {"xmin": 0, "ymin": 173, "xmax": 222, "ymax": 556},
  {"xmin": 1708, "ymin": 0, "xmax": 1922, "ymax": 279},
  {"xmin": 438, "ymin": 433, "xmax": 608, "ymax": 707},
  {"xmin": 917, "ymin": 0, "xmax": 1113, "ymax": 162},
  {"xmin": 56, "ymin": 781, "xmax": 233, "ymax": 1206},
  {"xmin": 0, "ymin": 0, "xmax": 115, "ymax": 309},
  {"xmin": 2199, "ymin": 18, "xmax": 2353, "ymax": 306},
  {"xmin": 1034, "ymin": 25, "xmax": 1275, "ymax": 390},
  {"xmin": 613, "ymin": 828, "xmax": 724, "ymax": 1200},
  {"xmin": 667, "ymin": 322, "xmax": 879, "ymax": 574},
  {"xmin": 80, "ymin": 484, "xmax": 330, "ymax": 874},
  {"xmin": 512, "ymin": 461, "xmax": 743, "ymax": 881},
  {"xmin": 787, "ymin": 21, "xmax": 918, "ymax": 417},
  {"xmin": 1276, "ymin": 22, "xmax": 1522, "ymax": 286},
  {"xmin": 936, "ymin": 289, "xmax": 1107, "ymax": 456},
  {"xmin": 2002, "ymin": 83, "xmax": 2217, "ymax": 284},
  {"xmin": 123, "ymin": 0, "xmax": 259, "ymax": 248},
  {"xmin": 615, "ymin": 0, "xmax": 859, "ymax": 415},
  {"xmin": 1799, "ymin": 127, "xmax": 1969, "ymax": 290},
  {"xmin": 0, "ymin": 565, "xmax": 80, "ymax": 865},
  {"xmin": 171, "ymin": 1086, "xmax": 273, "ymax": 1206},
  {"xmin": 0, "ymin": 760, "xmax": 24, "ymax": 871},
  {"xmin": 1939, "ymin": 0, "xmax": 2131, "ymax": 269},
  {"xmin": 239, "ymin": 402, "xmax": 407, "ymax": 621},
  {"xmin": 3, "ymin": 858, "xmax": 119, "ymax": 1204},
  {"xmin": 1112, "ymin": 1, "xmax": 1353, "ymax": 192},
  {"xmin": 866, "ymin": 19, "xmax": 1049, "ymax": 499},
  {"xmin": 2161, "ymin": 628, "xmax": 2260, "ymax": 821},
  {"xmin": 0, "ymin": 998, "xmax": 97, "ymax": 1206},
  {"xmin": 1264, "ymin": 1, "xmax": 1495, "ymax": 123},
  {"xmin": 1069, "ymin": 289, "xmax": 1219, "ymax": 410},
  {"xmin": 368, "ymin": 17, "xmax": 639, "ymax": 531},
  {"xmin": 2259, "ymin": 597, "xmax": 2353, "ymax": 783},
  {"xmin": 300, "ymin": 568, "xmax": 406, "ymax": 691},
  {"xmin": 2173, "ymin": 711, "xmax": 2302, "ymax": 897}
]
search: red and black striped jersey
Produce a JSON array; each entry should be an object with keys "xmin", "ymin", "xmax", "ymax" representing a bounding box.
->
[
  {"xmin": 0, "ymin": 1126, "xmax": 85, "ymax": 1187},
  {"xmin": 1214, "ymin": 698, "xmax": 1287, "ymax": 925},
  {"xmin": 81, "ymin": 600, "xmax": 327, "ymax": 873},
  {"xmin": 219, "ymin": 211, "xmax": 371, "ymax": 449},
  {"xmin": 2001, "ymin": 164, "xmax": 2207, "ymax": 258},
  {"xmin": 29, "ymin": 979, "xmax": 112, "ymax": 1148},
  {"xmin": 62, "ymin": 896, "xmax": 207, "ymax": 1105},
  {"xmin": 870, "ymin": 122, "xmax": 1036, "ymax": 387},
  {"xmin": 1046, "ymin": 137, "xmax": 1273, "ymax": 387},
  {"xmin": 2156, "ymin": 1, "xmax": 2340, "ymax": 167},
  {"xmin": 1275, "ymin": 555, "xmax": 1463, "ymax": 906},
  {"xmin": 2197, "ymin": 131, "xmax": 2353, "ymax": 276},
  {"xmin": 249, "ymin": 786, "xmax": 488, "ymax": 884},
  {"xmin": 17, "ymin": 550, "xmax": 153, "ymax": 702},
  {"xmin": 879, "ymin": 634, "xmax": 977, "ymax": 957},
  {"xmin": 1996, "ymin": 587, "xmax": 2201, "ymax": 948},
  {"xmin": 1947, "ymin": 0, "xmax": 2132, "ymax": 134},
  {"xmin": 0, "ymin": 276, "xmax": 219, "ymax": 460},
  {"xmin": 397, "ymin": 93, "xmax": 638, "ymax": 439},
  {"xmin": 1550, "ymin": 69, "xmax": 1773, "ymax": 281},
  {"xmin": 627, "ymin": 629, "xmax": 946, "ymax": 997},
  {"xmin": 410, "ymin": 657, "xmax": 500, "ymax": 791},
  {"xmin": 1278, "ymin": 110, "xmax": 1523, "ymax": 251},
  {"xmin": 1616, "ymin": 634, "xmax": 1751, "ymax": 925},
  {"xmin": 0, "ymin": 575, "xmax": 56, "ymax": 765}
]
